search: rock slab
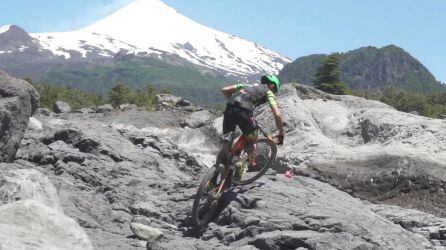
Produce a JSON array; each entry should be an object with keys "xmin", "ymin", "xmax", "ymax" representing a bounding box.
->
[
  {"xmin": 0, "ymin": 70, "xmax": 39, "ymax": 162},
  {"xmin": 0, "ymin": 200, "xmax": 93, "ymax": 250}
]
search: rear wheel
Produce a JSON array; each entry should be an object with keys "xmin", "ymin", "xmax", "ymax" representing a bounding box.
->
[
  {"xmin": 192, "ymin": 166, "xmax": 222, "ymax": 227},
  {"xmin": 232, "ymin": 138, "xmax": 277, "ymax": 185}
]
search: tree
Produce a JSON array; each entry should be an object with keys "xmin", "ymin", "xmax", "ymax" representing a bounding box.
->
[
  {"xmin": 108, "ymin": 82, "xmax": 132, "ymax": 107},
  {"xmin": 313, "ymin": 53, "xmax": 350, "ymax": 95},
  {"xmin": 131, "ymin": 84, "xmax": 158, "ymax": 109}
]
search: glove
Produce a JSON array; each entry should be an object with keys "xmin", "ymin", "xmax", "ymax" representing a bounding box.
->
[{"xmin": 277, "ymin": 134, "xmax": 284, "ymax": 145}]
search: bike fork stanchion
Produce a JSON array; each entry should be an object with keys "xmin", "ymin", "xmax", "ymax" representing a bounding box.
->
[{"xmin": 216, "ymin": 166, "xmax": 231, "ymax": 197}]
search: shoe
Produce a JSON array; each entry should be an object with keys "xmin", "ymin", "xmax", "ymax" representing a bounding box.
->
[{"xmin": 234, "ymin": 161, "xmax": 244, "ymax": 181}]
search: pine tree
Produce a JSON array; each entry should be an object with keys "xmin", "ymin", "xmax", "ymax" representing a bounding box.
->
[
  {"xmin": 130, "ymin": 84, "xmax": 157, "ymax": 109},
  {"xmin": 313, "ymin": 53, "xmax": 350, "ymax": 95},
  {"xmin": 108, "ymin": 82, "xmax": 132, "ymax": 107}
]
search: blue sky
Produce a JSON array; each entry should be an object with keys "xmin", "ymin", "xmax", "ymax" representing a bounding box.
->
[{"xmin": 1, "ymin": 0, "xmax": 445, "ymax": 83}]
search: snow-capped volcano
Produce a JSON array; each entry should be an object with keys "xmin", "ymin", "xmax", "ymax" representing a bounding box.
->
[{"xmin": 29, "ymin": 0, "xmax": 290, "ymax": 77}]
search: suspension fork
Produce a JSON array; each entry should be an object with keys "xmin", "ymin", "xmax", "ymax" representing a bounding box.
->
[{"xmin": 216, "ymin": 165, "xmax": 231, "ymax": 196}]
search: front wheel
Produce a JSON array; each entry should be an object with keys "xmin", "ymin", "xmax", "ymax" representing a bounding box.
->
[
  {"xmin": 191, "ymin": 166, "xmax": 221, "ymax": 227},
  {"xmin": 232, "ymin": 138, "xmax": 277, "ymax": 186}
]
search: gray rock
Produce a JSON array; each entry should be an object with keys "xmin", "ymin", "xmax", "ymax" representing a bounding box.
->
[
  {"xmin": 53, "ymin": 101, "xmax": 71, "ymax": 113},
  {"xmin": 180, "ymin": 110, "xmax": 215, "ymax": 128},
  {"xmin": 28, "ymin": 117, "xmax": 43, "ymax": 130},
  {"xmin": 177, "ymin": 99, "xmax": 191, "ymax": 107},
  {"xmin": 36, "ymin": 107, "xmax": 53, "ymax": 116},
  {"xmin": 130, "ymin": 222, "xmax": 164, "ymax": 242},
  {"xmin": 96, "ymin": 103, "xmax": 114, "ymax": 113},
  {"xmin": 73, "ymin": 107, "xmax": 95, "ymax": 114},
  {"xmin": 156, "ymin": 94, "xmax": 182, "ymax": 109},
  {"xmin": 0, "ymin": 70, "xmax": 39, "ymax": 162},
  {"xmin": 119, "ymin": 103, "xmax": 138, "ymax": 111},
  {"xmin": 0, "ymin": 168, "xmax": 61, "ymax": 210},
  {"xmin": 0, "ymin": 200, "xmax": 93, "ymax": 250}
]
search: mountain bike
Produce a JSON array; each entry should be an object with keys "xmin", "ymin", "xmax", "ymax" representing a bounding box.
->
[{"xmin": 191, "ymin": 126, "xmax": 277, "ymax": 227}]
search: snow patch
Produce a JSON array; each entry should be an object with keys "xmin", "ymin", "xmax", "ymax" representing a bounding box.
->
[
  {"xmin": 31, "ymin": 31, "xmax": 136, "ymax": 59},
  {"xmin": 18, "ymin": 46, "xmax": 28, "ymax": 52},
  {"xmin": 0, "ymin": 25, "xmax": 11, "ymax": 34}
]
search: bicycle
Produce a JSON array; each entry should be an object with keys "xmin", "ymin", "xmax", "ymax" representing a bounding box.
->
[{"xmin": 191, "ymin": 126, "xmax": 277, "ymax": 227}]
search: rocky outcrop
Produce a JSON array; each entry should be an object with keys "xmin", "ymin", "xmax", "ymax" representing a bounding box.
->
[
  {"xmin": 0, "ymin": 70, "xmax": 39, "ymax": 162},
  {"xmin": 2, "ymin": 105, "xmax": 441, "ymax": 249},
  {"xmin": 254, "ymin": 84, "xmax": 446, "ymax": 218},
  {"xmin": 0, "ymin": 83, "xmax": 444, "ymax": 249}
]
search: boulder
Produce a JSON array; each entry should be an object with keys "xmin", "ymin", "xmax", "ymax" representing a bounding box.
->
[
  {"xmin": 28, "ymin": 117, "xmax": 43, "ymax": 130},
  {"xmin": 118, "ymin": 103, "xmax": 137, "ymax": 111},
  {"xmin": 0, "ymin": 200, "xmax": 93, "ymax": 250},
  {"xmin": 177, "ymin": 99, "xmax": 191, "ymax": 107},
  {"xmin": 35, "ymin": 107, "xmax": 53, "ymax": 116},
  {"xmin": 130, "ymin": 222, "xmax": 164, "ymax": 242},
  {"xmin": 0, "ymin": 70, "xmax": 39, "ymax": 162},
  {"xmin": 156, "ymin": 94, "xmax": 182, "ymax": 109},
  {"xmin": 53, "ymin": 101, "xmax": 71, "ymax": 113},
  {"xmin": 73, "ymin": 107, "xmax": 95, "ymax": 114},
  {"xmin": 96, "ymin": 103, "xmax": 114, "ymax": 113},
  {"xmin": 0, "ymin": 168, "xmax": 61, "ymax": 210},
  {"xmin": 180, "ymin": 110, "xmax": 214, "ymax": 128}
]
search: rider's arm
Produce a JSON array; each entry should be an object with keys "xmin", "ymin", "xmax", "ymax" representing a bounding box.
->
[
  {"xmin": 221, "ymin": 83, "xmax": 249, "ymax": 99},
  {"xmin": 271, "ymin": 105, "xmax": 284, "ymax": 135},
  {"xmin": 266, "ymin": 90, "xmax": 284, "ymax": 135}
]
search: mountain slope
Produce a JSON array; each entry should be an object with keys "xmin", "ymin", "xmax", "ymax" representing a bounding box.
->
[
  {"xmin": 39, "ymin": 53, "xmax": 230, "ymax": 104},
  {"xmin": 279, "ymin": 45, "xmax": 445, "ymax": 93},
  {"xmin": 28, "ymin": 0, "xmax": 290, "ymax": 78}
]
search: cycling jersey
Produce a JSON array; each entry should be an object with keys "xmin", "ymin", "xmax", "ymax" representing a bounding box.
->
[{"xmin": 229, "ymin": 83, "xmax": 277, "ymax": 111}]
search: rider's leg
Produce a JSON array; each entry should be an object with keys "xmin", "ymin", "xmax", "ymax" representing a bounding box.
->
[
  {"xmin": 237, "ymin": 112, "xmax": 259, "ymax": 170},
  {"xmin": 246, "ymin": 130, "xmax": 259, "ymax": 168},
  {"xmin": 218, "ymin": 105, "xmax": 236, "ymax": 166}
]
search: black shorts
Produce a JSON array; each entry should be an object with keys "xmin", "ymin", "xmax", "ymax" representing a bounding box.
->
[{"xmin": 223, "ymin": 104, "xmax": 258, "ymax": 136}]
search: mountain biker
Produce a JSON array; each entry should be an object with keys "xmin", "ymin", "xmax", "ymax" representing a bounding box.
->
[{"xmin": 219, "ymin": 74, "xmax": 285, "ymax": 180}]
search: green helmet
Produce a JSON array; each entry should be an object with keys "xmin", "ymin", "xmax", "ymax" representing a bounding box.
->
[{"xmin": 261, "ymin": 74, "xmax": 281, "ymax": 92}]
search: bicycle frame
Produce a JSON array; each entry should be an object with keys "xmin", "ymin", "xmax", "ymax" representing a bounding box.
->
[
  {"xmin": 193, "ymin": 125, "xmax": 276, "ymax": 227},
  {"xmin": 214, "ymin": 126, "xmax": 269, "ymax": 197}
]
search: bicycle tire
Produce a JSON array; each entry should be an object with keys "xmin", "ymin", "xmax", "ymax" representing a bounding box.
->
[
  {"xmin": 232, "ymin": 138, "xmax": 277, "ymax": 186},
  {"xmin": 191, "ymin": 166, "xmax": 221, "ymax": 227}
]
